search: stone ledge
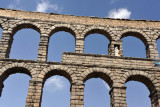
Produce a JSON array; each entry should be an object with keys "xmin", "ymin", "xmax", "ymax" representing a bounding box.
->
[
  {"xmin": 63, "ymin": 52, "xmax": 154, "ymax": 61},
  {"xmin": 0, "ymin": 8, "xmax": 160, "ymax": 22}
]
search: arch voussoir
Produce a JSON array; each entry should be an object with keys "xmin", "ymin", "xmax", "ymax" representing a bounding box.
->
[
  {"xmin": 0, "ymin": 63, "xmax": 35, "ymax": 79},
  {"xmin": 39, "ymin": 65, "xmax": 74, "ymax": 83},
  {"xmin": 121, "ymin": 70, "xmax": 159, "ymax": 93},
  {"xmin": 48, "ymin": 24, "xmax": 76, "ymax": 38},
  {"xmin": 82, "ymin": 68, "xmax": 114, "ymax": 87}
]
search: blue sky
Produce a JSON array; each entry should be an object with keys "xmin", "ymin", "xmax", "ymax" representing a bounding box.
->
[{"xmin": 0, "ymin": 0, "xmax": 160, "ymax": 107}]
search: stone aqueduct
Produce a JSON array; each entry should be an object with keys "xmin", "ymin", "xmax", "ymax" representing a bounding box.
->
[{"xmin": 0, "ymin": 8, "xmax": 160, "ymax": 107}]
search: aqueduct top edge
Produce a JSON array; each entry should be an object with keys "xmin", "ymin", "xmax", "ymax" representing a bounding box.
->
[{"xmin": 0, "ymin": 8, "xmax": 160, "ymax": 29}]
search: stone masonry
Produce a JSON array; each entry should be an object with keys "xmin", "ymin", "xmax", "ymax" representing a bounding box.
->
[{"xmin": 0, "ymin": 8, "xmax": 160, "ymax": 107}]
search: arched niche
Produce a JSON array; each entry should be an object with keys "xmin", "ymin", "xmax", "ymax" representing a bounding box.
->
[
  {"xmin": 9, "ymin": 24, "xmax": 40, "ymax": 60},
  {"xmin": 84, "ymin": 29, "xmax": 111, "ymax": 55},
  {"xmin": 121, "ymin": 32, "xmax": 147, "ymax": 58},
  {"xmin": 47, "ymin": 27, "xmax": 75, "ymax": 62}
]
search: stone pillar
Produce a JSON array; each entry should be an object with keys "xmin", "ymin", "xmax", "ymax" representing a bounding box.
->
[
  {"xmin": 149, "ymin": 90, "xmax": 160, "ymax": 107},
  {"xmin": 70, "ymin": 83, "xmax": 84, "ymax": 107},
  {"xmin": 75, "ymin": 38, "xmax": 84, "ymax": 53},
  {"xmin": 0, "ymin": 30, "xmax": 13, "ymax": 58},
  {"xmin": 108, "ymin": 40, "xmax": 123, "ymax": 56},
  {"xmin": 37, "ymin": 34, "xmax": 49, "ymax": 62},
  {"xmin": 109, "ymin": 86, "xmax": 127, "ymax": 107},
  {"xmin": 146, "ymin": 42, "xmax": 159, "ymax": 59},
  {"xmin": 25, "ymin": 80, "xmax": 43, "ymax": 107}
]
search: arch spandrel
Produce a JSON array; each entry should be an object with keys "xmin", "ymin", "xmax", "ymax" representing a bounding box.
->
[
  {"xmin": 82, "ymin": 27, "xmax": 113, "ymax": 41},
  {"xmin": 81, "ymin": 68, "xmax": 114, "ymax": 88},
  {"xmin": 38, "ymin": 65, "xmax": 75, "ymax": 84}
]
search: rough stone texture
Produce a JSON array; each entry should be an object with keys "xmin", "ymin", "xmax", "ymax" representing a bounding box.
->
[{"xmin": 0, "ymin": 8, "xmax": 160, "ymax": 107}]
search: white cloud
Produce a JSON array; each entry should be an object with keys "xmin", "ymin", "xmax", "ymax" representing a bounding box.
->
[
  {"xmin": 36, "ymin": 0, "xmax": 62, "ymax": 13},
  {"xmin": 102, "ymin": 81, "xmax": 110, "ymax": 90},
  {"xmin": 108, "ymin": 8, "xmax": 131, "ymax": 19},
  {"xmin": 45, "ymin": 76, "xmax": 65, "ymax": 93}
]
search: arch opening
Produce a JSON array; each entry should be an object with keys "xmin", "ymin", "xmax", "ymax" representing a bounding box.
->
[
  {"xmin": 121, "ymin": 35, "xmax": 146, "ymax": 58},
  {"xmin": 11, "ymin": 24, "xmax": 41, "ymax": 37},
  {"xmin": 126, "ymin": 75, "xmax": 156, "ymax": 92},
  {"xmin": 47, "ymin": 31, "xmax": 75, "ymax": 62},
  {"xmin": 84, "ymin": 72, "xmax": 111, "ymax": 107},
  {"xmin": 43, "ymin": 69, "xmax": 72, "ymax": 84},
  {"xmin": 49, "ymin": 27, "xmax": 76, "ymax": 38},
  {"xmin": 83, "ymin": 72, "xmax": 113, "ymax": 87},
  {"xmin": 125, "ymin": 75, "xmax": 156, "ymax": 107},
  {"xmin": 0, "ymin": 67, "xmax": 32, "ymax": 82},
  {"xmin": 9, "ymin": 28, "xmax": 40, "ymax": 60},
  {"xmin": 84, "ymin": 31, "xmax": 110, "ymax": 55},
  {"xmin": 0, "ymin": 67, "xmax": 31, "ymax": 107},
  {"xmin": 121, "ymin": 32, "xmax": 148, "ymax": 46},
  {"xmin": 84, "ymin": 29, "xmax": 111, "ymax": 41},
  {"xmin": 41, "ymin": 70, "xmax": 71, "ymax": 107}
]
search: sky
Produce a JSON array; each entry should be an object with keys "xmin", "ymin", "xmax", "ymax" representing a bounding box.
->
[{"xmin": 0, "ymin": 0, "xmax": 160, "ymax": 107}]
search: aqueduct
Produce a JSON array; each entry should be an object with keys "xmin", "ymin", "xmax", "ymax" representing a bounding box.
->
[{"xmin": 0, "ymin": 8, "xmax": 160, "ymax": 107}]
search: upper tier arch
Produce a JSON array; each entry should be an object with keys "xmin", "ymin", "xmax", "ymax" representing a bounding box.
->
[
  {"xmin": 48, "ymin": 25, "xmax": 76, "ymax": 38},
  {"xmin": 10, "ymin": 22, "xmax": 41, "ymax": 37},
  {"xmin": 82, "ymin": 27, "xmax": 112, "ymax": 41},
  {"xmin": 118, "ymin": 29, "xmax": 150, "ymax": 46}
]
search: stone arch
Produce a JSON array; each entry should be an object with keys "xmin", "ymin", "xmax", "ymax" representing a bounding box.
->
[
  {"xmin": 8, "ymin": 22, "xmax": 41, "ymax": 60},
  {"xmin": 81, "ymin": 68, "xmax": 114, "ymax": 88},
  {"xmin": 82, "ymin": 26, "xmax": 112, "ymax": 41},
  {"xmin": 10, "ymin": 22, "xmax": 41, "ymax": 37},
  {"xmin": 38, "ymin": 65, "xmax": 75, "ymax": 84},
  {"xmin": 48, "ymin": 24, "xmax": 76, "ymax": 39},
  {"xmin": 120, "ymin": 70, "xmax": 159, "ymax": 93},
  {"xmin": 0, "ymin": 63, "xmax": 36, "ymax": 79},
  {"xmin": 38, "ymin": 65, "xmax": 74, "ymax": 107},
  {"xmin": 118, "ymin": 29, "xmax": 150, "ymax": 46},
  {"xmin": 0, "ymin": 63, "xmax": 35, "ymax": 96}
]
